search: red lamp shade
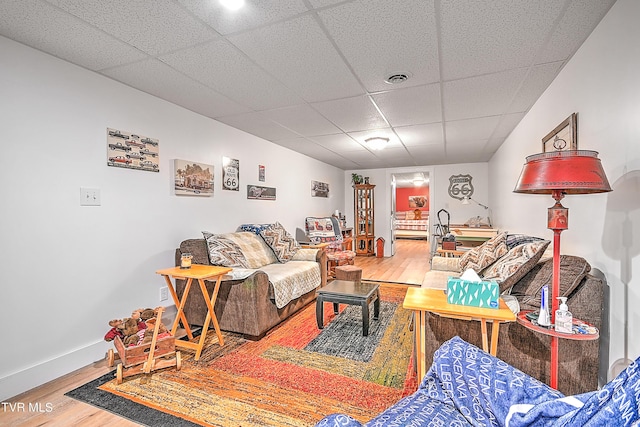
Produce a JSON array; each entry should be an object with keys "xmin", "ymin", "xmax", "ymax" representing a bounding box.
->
[{"xmin": 514, "ymin": 150, "xmax": 611, "ymax": 195}]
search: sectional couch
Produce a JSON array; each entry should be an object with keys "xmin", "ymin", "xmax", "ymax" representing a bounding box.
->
[{"xmin": 421, "ymin": 233, "xmax": 608, "ymax": 396}]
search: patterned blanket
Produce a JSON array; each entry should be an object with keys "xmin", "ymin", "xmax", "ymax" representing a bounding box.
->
[{"xmin": 316, "ymin": 336, "xmax": 640, "ymax": 426}]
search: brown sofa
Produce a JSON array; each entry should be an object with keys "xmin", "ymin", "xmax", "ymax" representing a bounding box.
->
[
  {"xmin": 422, "ymin": 254, "xmax": 608, "ymax": 396},
  {"xmin": 175, "ymin": 237, "xmax": 327, "ymax": 340}
]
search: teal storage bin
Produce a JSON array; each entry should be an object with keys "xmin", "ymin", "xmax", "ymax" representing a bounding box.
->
[{"xmin": 447, "ymin": 278, "xmax": 500, "ymax": 309}]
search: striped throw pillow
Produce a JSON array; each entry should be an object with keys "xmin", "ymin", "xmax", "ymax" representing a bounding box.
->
[{"xmin": 459, "ymin": 231, "xmax": 508, "ymax": 273}]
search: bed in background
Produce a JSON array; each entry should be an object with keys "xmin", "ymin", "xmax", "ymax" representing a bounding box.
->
[{"xmin": 394, "ymin": 209, "xmax": 429, "ymax": 239}]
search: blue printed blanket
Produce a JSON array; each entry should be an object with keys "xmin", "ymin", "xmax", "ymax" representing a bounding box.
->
[{"xmin": 316, "ymin": 336, "xmax": 640, "ymax": 426}]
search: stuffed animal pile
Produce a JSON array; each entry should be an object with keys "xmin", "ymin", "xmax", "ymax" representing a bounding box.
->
[{"xmin": 104, "ymin": 307, "xmax": 171, "ymax": 347}]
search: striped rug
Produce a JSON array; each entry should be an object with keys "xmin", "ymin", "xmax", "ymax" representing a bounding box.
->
[{"xmin": 68, "ymin": 283, "xmax": 417, "ymax": 426}]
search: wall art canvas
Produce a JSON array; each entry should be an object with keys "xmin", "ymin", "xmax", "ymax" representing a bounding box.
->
[
  {"xmin": 174, "ymin": 159, "xmax": 214, "ymax": 197},
  {"xmin": 247, "ymin": 185, "xmax": 276, "ymax": 200},
  {"xmin": 107, "ymin": 128, "xmax": 159, "ymax": 172},
  {"xmin": 311, "ymin": 180, "xmax": 329, "ymax": 198},
  {"xmin": 542, "ymin": 113, "xmax": 578, "ymax": 153},
  {"xmin": 222, "ymin": 157, "xmax": 239, "ymax": 191},
  {"xmin": 409, "ymin": 195, "xmax": 428, "ymax": 208},
  {"xmin": 259, "ymin": 165, "xmax": 265, "ymax": 182}
]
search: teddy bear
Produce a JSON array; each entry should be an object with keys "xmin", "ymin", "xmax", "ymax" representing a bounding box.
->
[
  {"xmin": 104, "ymin": 319, "xmax": 124, "ymax": 342},
  {"xmin": 141, "ymin": 317, "xmax": 170, "ymax": 345}
]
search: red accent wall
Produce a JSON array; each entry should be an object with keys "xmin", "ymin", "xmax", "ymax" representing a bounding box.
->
[{"xmin": 396, "ymin": 187, "xmax": 429, "ymax": 212}]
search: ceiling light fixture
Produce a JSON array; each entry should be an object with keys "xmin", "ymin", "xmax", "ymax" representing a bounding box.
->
[
  {"xmin": 364, "ymin": 137, "xmax": 390, "ymax": 151},
  {"xmin": 385, "ymin": 73, "xmax": 409, "ymax": 84},
  {"xmin": 220, "ymin": 0, "xmax": 245, "ymax": 11},
  {"xmin": 413, "ymin": 173, "xmax": 425, "ymax": 186}
]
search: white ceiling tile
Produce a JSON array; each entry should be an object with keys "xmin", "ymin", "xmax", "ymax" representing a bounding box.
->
[
  {"xmin": 406, "ymin": 145, "xmax": 446, "ymax": 157},
  {"xmin": 372, "ymin": 84, "xmax": 442, "ymax": 127},
  {"xmin": 102, "ymin": 59, "xmax": 249, "ymax": 118},
  {"xmin": 261, "ymin": 104, "xmax": 341, "ymax": 136},
  {"xmin": 395, "ymin": 123, "xmax": 444, "ymax": 147},
  {"xmin": 159, "ymin": 39, "xmax": 303, "ymax": 110},
  {"xmin": 535, "ymin": 0, "xmax": 617, "ymax": 64},
  {"xmin": 178, "ymin": 0, "xmax": 309, "ymax": 35},
  {"xmin": 310, "ymin": 134, "xmax": 367, "ymax": 152},
  {"xmin": 493, "ymin": 113, "xmax": 526, "ymax": 139},
  {"xmin": 216, "ymin": 112, "xmax": 300, "ymax": 141},
  {"xmin": 311, "ymin": 96, "xmax": 387, "ymax": 132},
  {"xmin": 374, "ymin": 147, "xmax": 413, "ymax": 160},
  {"xmin": 46, "ymin": 0, "xmax": 217, "ymax": 56},
  {"xmin": 229, "ymin": 15, "xmax": 363, "ymax": 102},
  {"xmin": 308, "ymin": 0, "xmax": 346, "ymax": 8},
  {"xmin": 343, "ymin": 151, "xmax": 381, "ymax": 162},
  {"xmin": 508, "ymin": 62, "xmax": 564, "ymax": 113},
  {"xmin": 0, "ymin": 0, "xmax": 147, "ymax": 70},
  {"xmin": 445, "ymin": 116, "xmax": 501, "ymax": 143},
  {"xmin": 444, "ymin": 68, "xmax": 527, "ymax": 121},
  {"xmin": 440, "ymin": 0, "xmax": 563, "ymax": 80},
  {"xmin": 318, "ymin": 0, "xmax": 439, "ymax": 92},
  {"xmin": 446, "ymin": 142, "xmax": 492, "ymax": 162},
  {"xmin": 485, "ymin": 137, "xmax": 507, "ymax": 153}
]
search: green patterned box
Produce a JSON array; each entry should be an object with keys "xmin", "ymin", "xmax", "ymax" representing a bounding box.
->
[{"xmin": 446, "ymin": 278, "xmax": 500, "ymax": 309}]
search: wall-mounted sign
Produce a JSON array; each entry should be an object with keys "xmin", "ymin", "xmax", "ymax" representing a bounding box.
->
[
  {"xmin": 222, "ymin": 157, "xmax": 239, "ymax": 191},
  {"xmin": 448, "ymin": 174, "xmax": 473, "ymax": 200}
]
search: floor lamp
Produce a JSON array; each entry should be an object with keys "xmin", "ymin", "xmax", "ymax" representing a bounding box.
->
[{"xmin": 514, "ymin": 150, "xmax": 611, "ymax": 389}]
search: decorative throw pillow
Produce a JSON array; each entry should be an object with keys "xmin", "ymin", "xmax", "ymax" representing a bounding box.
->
[
  {"xmin": 459, "ymin": 231, "xmax": 509, "ymax": 273},
  {"xmin": 511, "ymin": 255, "xmax": 591, "ymax": 307},
  {"xmin": 506, "ymin": 234, "xmax": 545, "ymax": 250},
  {"xmin": 405, "ymin": 210, "xmax": 416, "ymax": 220},
  {"xmin": 305, "ymin": 217, "xmax": 339, "ymax": 245},
  {"xmin": 482, "ymin": 240, "xmax": 550, "ymax": 293},
  {"xmin": 259, "ymin": 222, "xmax": 300, "ymax": 263},
  {"xmin": 202, "ymin": 231, "xmax": 250, "ymax": 268}
]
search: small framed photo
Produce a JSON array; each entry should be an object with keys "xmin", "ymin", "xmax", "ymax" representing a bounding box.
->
[{"xmin": 542, "ymin": 113, "xmax": 577, "ymax": 153}]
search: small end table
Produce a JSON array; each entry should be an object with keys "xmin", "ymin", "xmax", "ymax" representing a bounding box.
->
[
  {"xmin": 403, "ymin": 287, "xmax": 516, "ymax": 381},
  {"xmin": 516, "ymin": 310, "xmax": 599, "ymax": 389},
  {"xmin": 156, "ymin": 264, "xmax": 231, "ymax": 361}
]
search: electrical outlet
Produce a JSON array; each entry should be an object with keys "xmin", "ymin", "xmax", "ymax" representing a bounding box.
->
[
  {"xmin": 80, "ymin": 187, "xmax": 101, "ymax": 206},
  {"xmin": 160, "ymin": 287, "xmax": 168, "ymax": 301}
]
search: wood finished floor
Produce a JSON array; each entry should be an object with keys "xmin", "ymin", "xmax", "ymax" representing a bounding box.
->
[{"xmin": 0, "ymin": 239, "xmax": 430, "ymax": 426}]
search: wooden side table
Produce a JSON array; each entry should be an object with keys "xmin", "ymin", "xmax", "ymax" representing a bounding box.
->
[
  {"xmin": 156, "ymin": 264, "xmax": 232, "ymax": 361},
  {"xmin": 403, "ymin": 287, "xmax": 516, "ymax": 381},
  {"xmin": 436, "ymin": 248, "xmax": 466, "ymax": 258},
  {"xmin": 516, "ymin": 310, "xmax": 599, "ymax": 389}
]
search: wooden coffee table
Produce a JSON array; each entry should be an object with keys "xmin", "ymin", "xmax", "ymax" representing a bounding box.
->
[{"xmin": 316, "ymin": 280, "xmax": 380, "ymax": 336}]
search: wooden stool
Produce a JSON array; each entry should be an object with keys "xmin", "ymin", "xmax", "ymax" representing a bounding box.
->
[{"xmin": 335, "ymin": 265, "xmax": 362, "ymax": 282}]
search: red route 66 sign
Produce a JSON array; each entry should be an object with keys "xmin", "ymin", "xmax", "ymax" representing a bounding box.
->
[{"xmin": 448, "ymin": 174, "xmax": 474, "ymax": 200}]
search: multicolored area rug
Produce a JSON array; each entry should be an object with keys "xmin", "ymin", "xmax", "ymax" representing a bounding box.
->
[{"xmin": 67, "ymin": 283, "xmax": 417, "ymax": 426}]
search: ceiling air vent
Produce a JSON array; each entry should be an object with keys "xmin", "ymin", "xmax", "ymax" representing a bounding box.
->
[{"xmin": 385, "ymin": 73, "xmax": 409, "ymax": 84}]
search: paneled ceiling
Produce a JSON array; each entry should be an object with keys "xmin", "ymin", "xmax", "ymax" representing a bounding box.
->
[{"xmin": 0, "ymin": 0, "xmax": 616, "ymax": 170}]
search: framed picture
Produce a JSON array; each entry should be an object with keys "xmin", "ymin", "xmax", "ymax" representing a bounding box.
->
[
  {"xmin": 174, "ymin": 159, "xmax": 214, "ymax": 196},
  {"xmin": 107, "ymin": 128, "xmax": 159, "ymax": 172},
  {"xmin": 542, "ymin": 113, "xmax": 577, "ymax": 153},
  {"xmin": 258, "ymin": 165, "xmax": 265, "ymax": 182},
  {"xmin": 247, "ymin": 185, "xmax": 276, "ymax": 200},
  {"xmin": 311, "ymin": 180, "xmax": 329, "ymax": 197},
  {"xmin": 409, "ymin": 195, "xmax": 428, "ymax": 208}
]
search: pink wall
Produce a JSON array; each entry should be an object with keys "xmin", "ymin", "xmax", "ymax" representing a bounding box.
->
[{"xmin": 396, "ymin": 186, "xmax": 429, "ymax": 212}]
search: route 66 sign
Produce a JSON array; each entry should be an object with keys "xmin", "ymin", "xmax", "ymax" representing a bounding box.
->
[
  {"xmin": 222, "ymin": 157, "xmax": 239, "ymax": 191},
  {"xmin": 448, "ymin": 174, "xmax": 474, "ymax": 200}
]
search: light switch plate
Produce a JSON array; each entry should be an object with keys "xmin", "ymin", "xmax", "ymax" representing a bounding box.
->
[{"xmin": 80, "ymin": 187, "xmax": 101, "ymax": 206}]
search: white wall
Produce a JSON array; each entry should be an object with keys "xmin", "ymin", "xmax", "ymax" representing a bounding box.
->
[
  {"xmin": 0, "ymin": 36, "xmax": 344, "ymax": 400},
  {"xmin": 345, "ymin": 163, "xmax": 488, "ymax": 256},
  {"xmin": 489, "ymin": 0, "xmax": 640, "ymax": 374}
]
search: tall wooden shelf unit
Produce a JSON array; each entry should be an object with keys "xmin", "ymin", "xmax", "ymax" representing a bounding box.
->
[{"xmin": 354, "ymin": 184, "xmax": 375, "ymax": 256}]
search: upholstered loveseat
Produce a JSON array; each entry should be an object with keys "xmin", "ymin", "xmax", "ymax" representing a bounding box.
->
[
  {"xmin": 421, "ymin": 233, "xmax": 608, "ymax": 396},
  {"xmin": 175, "ymin": 223, "xmax": 327, "ymax": 340}
]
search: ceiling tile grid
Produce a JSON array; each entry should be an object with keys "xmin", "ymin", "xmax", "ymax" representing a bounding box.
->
[{"xmin": 0, "ymin": 0, "xmax": 616, "ymax": 170}]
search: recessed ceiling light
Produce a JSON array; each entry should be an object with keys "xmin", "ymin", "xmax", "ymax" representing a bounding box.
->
[
  {"xmin": 384, "ymin": 73, "xmax": 410, "ymax": 84},
  {"xmin": 220, "ymin": 0, "xmax": 245, "ymax": 11}
]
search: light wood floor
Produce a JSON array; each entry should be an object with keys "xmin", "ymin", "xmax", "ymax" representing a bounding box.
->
[
  {"xmin": 355, "ymin": 237, "xmax": 431, "ymax": 285},
  {"xmin": 0, "ymin": 239, "xmax": 430, "ymax": 426}
]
